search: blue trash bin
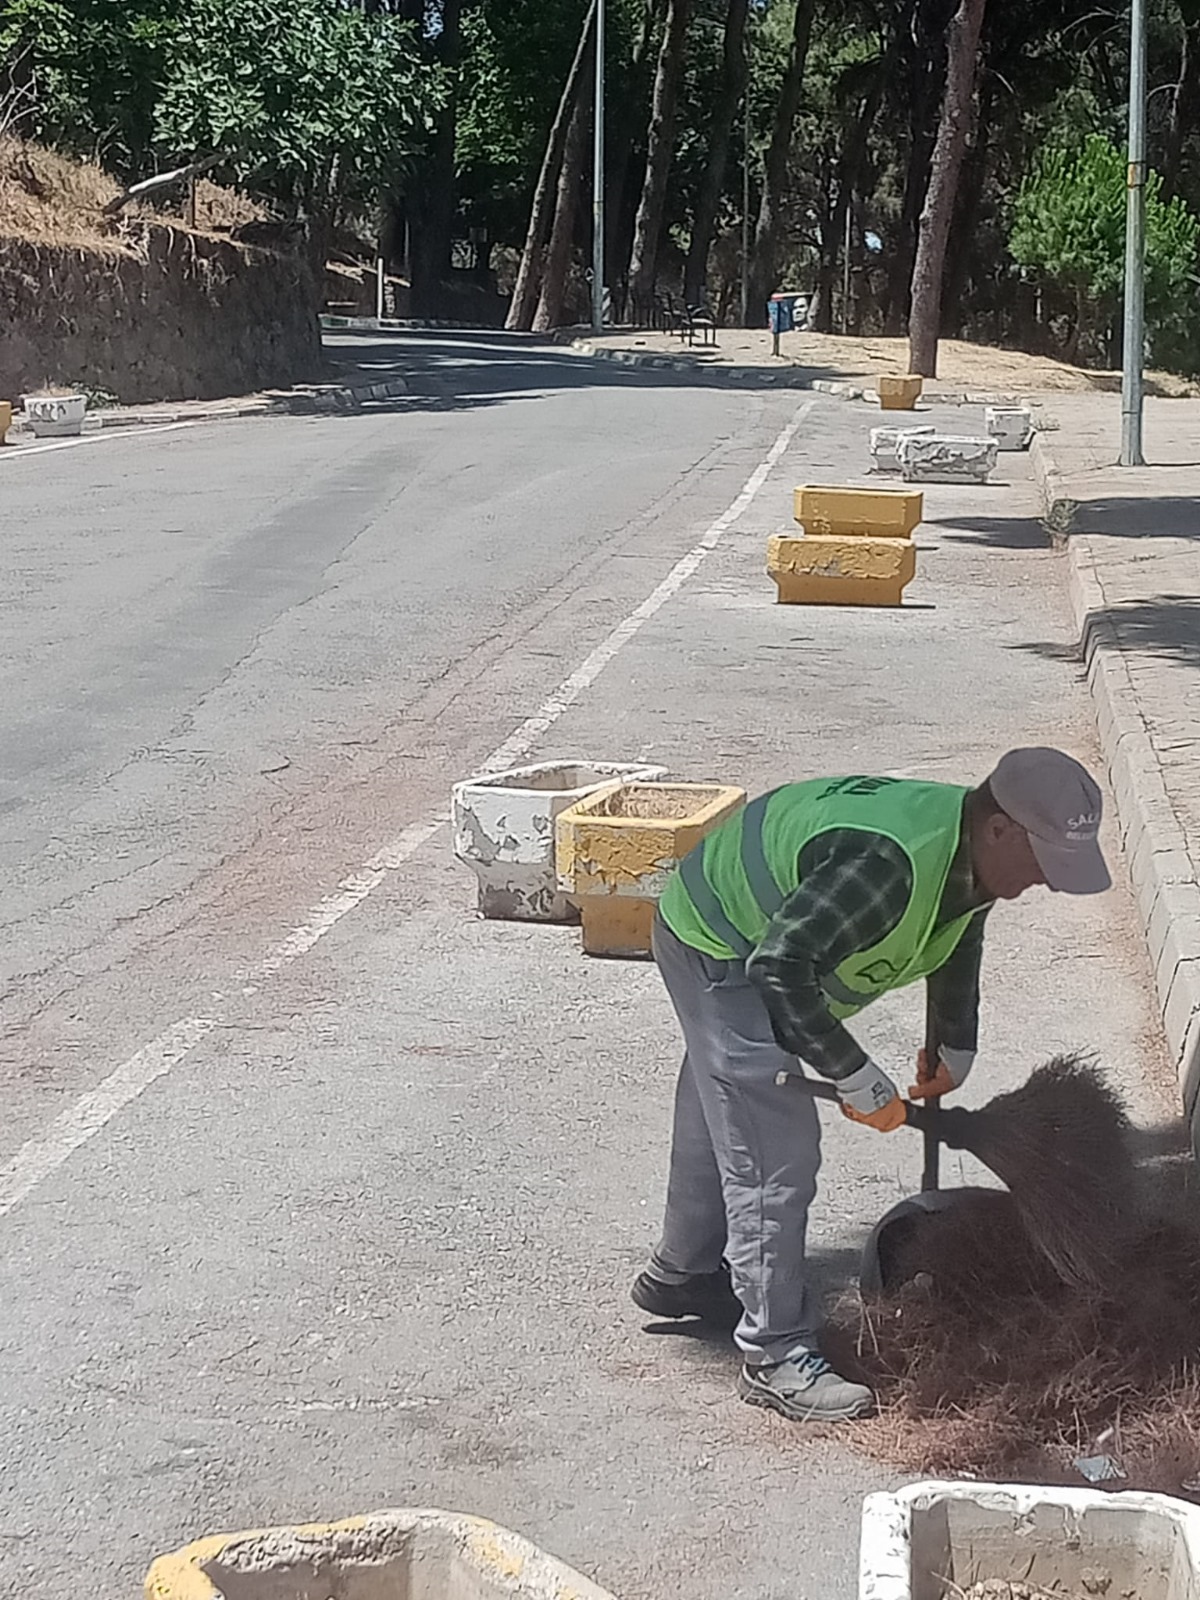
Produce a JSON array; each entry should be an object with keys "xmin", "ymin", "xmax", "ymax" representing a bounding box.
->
[{"xmin": 767, "ymin": 294, "xmax": 797, "ymax": 336}]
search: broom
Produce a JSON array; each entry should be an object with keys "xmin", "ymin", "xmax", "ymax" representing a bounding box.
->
[{"xmin": 788, "ymin": 1055, "xmax": 1135, "ymax": 1290}]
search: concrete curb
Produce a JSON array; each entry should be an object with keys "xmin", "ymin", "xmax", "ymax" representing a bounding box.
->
[
  {"xmin": 1031, "ymin": 438, "xmax": 1200, "ymax": 1141},
  {"xmin": 563, "ymin": 337, "xmax": 1031, "ymax": 407},
  {"xmin": 321, "ymin": 314, "xmax": 489, "ymax": 331},
  {"xmin": 145, "ymin": 1508, "xmax": 618, "ymax": 1600},
  {"xmin": 1030, "ymin": 431, "xmax": 1078, "ymax": 539},
  {"xmin": 6, "ymin": 376, "xmax": 410, "ymax": 440}
]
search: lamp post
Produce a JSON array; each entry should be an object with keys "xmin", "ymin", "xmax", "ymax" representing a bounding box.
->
[
  {"xmin": 1120, "ymin": 0, "xmax": 1147, "ymax": 466},
  {"xmin": 591, "ymin": 0, "xmax": 605, "ymax": 333},
  {"xmin": 740, "ymin": 88, "xmax": 751, "ymax": 326}
]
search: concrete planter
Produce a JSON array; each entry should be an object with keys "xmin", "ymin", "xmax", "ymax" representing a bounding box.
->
[
  {"xmin": 453, "ymin": 760, "xmax": 666, "ymax": 922},
  {"xmin": 860, "ymin": 1480, "xmax": 1200, "ymax": 1600},
  {"xmin": 899, "ymin": 432, "xmax": 998, "ymax": 484},
  {"xmin": 145, "ymin": 1508, "xmax": 620, "ymax": 1600},
  {"xmin": 869, "ymin": 425, "xmax": 935, "ymax": 474},
  {"xmin": 877, "ymin": 374, "xmax": 923, "ymax": 411},
  {"xmin": 768, "ymin": 534, "xmax": 916, "ymax": 607},
  {"xmin": 793, "ymin": 484, "xmax": 923, "ymax": 539},
  {"xmin": 23, "ymin": 392, "xmax": 87, "ymax": 438},
  {"xmin": 556, "ymin": 781, "xmax": 745, "ymax": 957},
  {"xmin": 986, "ymin": 404, "xmax": 1035, "ymax": 451}
]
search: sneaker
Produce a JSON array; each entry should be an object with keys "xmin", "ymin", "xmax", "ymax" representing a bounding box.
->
[
  {"xmin": 630, "ymin": 1262, "xmax": 742, "ymax": 1328},
  {"xmin": 738, "ymin": 1350, "xmax": 874, "ymax": 1421}
]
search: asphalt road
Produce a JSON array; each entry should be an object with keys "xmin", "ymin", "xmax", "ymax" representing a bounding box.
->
[{"xmin": 0, "ymin": 332, "xmax": 1176, "ymax": 1600}]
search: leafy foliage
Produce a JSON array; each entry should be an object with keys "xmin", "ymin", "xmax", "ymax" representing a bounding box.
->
[
  {"xmin": 7, "ymin": 0, "xmax": 1200, "ymax": 366},
  {"xmin": 1, "ymin": 0, "xmax": 178, "ymax": 172},
  {"xmin": 154, "ymin": 0, "xmax": 438, "ymax": 215},
  {"xmin": 2, "ymin": 0, "xmax": 439, "ymax": 214},
  {"xmin": 1010, "ymin": 133, "xmax": 1200, "ymax": 358}
]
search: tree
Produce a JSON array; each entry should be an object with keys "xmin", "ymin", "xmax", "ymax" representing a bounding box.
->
[
  {"xmin": 533, "ymin": 59, "xmax": 593, "ymax": 328},
  {"xmin": 505, "ymin": 0, "xmax": 597, "ymax": 330},
  {"xmin": 744, "ymin": 0, "xmax": 818, "ymax": 323},
  {"xmin": 627, "ymin": 0, "xmax": 692, "ymax": 316},
  {"xmin": 1, "ymin": 0, "xmax": 180, "ymax": 174},
  {"xmin": 407, "ymin": 0, "xmax": 464, "ymax": 316},
  {"xmin": 154, "ymin": 0, "xmax": 436, "ymax": 223},
  {"xmin": 1010, "ymin": 133, "xmax": 1200, "ymax": 366},
  {"xmin": 683, "ymin": 0, "xmax": 748, "ymax": 306},
  {"xmin": 906, "ymin": 0, "xmax": 987, "ymax": 377}
]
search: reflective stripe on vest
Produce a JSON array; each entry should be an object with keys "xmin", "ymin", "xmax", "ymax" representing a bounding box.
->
[
  {"xmin": 678, "ymin": 849, "xmax": 754, "ymax": 959},
  {"xmin": 739, "ymin": 793, "xmax": 784, "ymax": 920}
]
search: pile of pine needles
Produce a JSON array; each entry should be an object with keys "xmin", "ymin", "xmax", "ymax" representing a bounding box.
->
[{"xmin": 824, "ymin": 1062, "xmax": 1200, "ymax": 1496}]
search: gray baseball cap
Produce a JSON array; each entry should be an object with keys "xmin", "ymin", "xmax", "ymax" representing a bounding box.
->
[{"xmin": 989, "ymin": 747, "xmax": 1111, "ymax": 895}]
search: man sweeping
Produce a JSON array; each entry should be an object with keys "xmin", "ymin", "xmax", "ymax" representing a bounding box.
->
[{"xmin": 631, "ymin": 748, "xmax": 1110, "ymax": 1422}]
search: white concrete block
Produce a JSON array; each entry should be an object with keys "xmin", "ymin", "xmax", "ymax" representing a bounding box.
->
[
  {"xmin": 23, "ymin": 392, "xmax": 87, "ymax": 438},
  {"xmin": 899, "ymin": 432, "xmax": 999, "ymax": 483},
  {"xmin": 452, "ymin": 760, "xmax": 666, "ymax": 921},
  {"xmin": 986, "ymin": 404, "xmax": 1035, "ymax": 450},
  {"xmin": 860, "ymin": 1480, "xmax": 1200, "ymax": 1600},
  {"xmin": 868, "ymin": 425, "xmax": 935, "ymax": 473}
]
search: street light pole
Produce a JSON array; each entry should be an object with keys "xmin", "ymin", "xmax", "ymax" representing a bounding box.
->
[
  {"xmin": 740, "ymin": 89, "xmax": 751, "ymax": 326},
  {"xmin": 1120, "ymin": 0, "xmax": 1147, "ymax": 466},
  {"xmin": 591, "ymin": 0, "xmax": 605, "ymax": 333}
]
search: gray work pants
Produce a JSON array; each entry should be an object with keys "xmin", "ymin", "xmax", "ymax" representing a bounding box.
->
[{"xmin": 650, "ymin": 916, "xmax": 822, "ymax": 1366}]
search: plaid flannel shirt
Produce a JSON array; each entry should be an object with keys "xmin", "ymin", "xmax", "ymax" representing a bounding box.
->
[{"xmin": 744, "ymin": 826, "xmax": 991, "ymax": 1081}]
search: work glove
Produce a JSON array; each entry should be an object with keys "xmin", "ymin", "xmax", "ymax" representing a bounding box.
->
[
  {"xmin": 836, "ymin": 1059, "xmax": 907, "ymax": 1133},
  {"xmin": 907, "ymin": 1045, "xmax": 976, "ymax": 1102}
]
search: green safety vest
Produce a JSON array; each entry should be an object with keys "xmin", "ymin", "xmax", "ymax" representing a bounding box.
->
[{"xmin": 658, "ymin": 776, "xmax": 975, "ymax": 1019}]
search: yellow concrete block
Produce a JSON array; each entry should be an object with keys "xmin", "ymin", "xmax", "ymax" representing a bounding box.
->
[
  {"xmin": 556, "ymin": 781, "xmax": 746, "ymax": 957},
  {"xmin": 146, "ymin": 1510, "xmax": 619, "ymax": 1600},
  {"xmin": 767, "ymin": 533, "xmax": 916, "ymax": 607},
  {"xmin": 0, "ymin": 402, "xmax": 11, "ymax": 444},
  {"xmin": 792, "ymin": 484, "xmax": 923, "ymax": 539},
  {"xmin": 579, "ymin": 897, "xmax": 659, "ymax": 959},
  {"xmin": 877, "ymin": 374, "xmax": 923, "ymax": 410}
]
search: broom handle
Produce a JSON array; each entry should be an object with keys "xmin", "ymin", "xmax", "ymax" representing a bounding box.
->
[{"xmin": 922, "ymin": 989, "xmax": 941, "ymax": 1194}]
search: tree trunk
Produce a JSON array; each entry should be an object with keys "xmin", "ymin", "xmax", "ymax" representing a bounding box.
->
[
  {"xmin": 907, "ymin": 0, "xmax": 987, "ymax": 377},
  {"xmin": 604, "ymin": 0, "xmax": 660, "ymax": 308},
  {"xmin": 939, "ymin": 75, "xmax": 992, "ymax": 335},
  {"xmin": 812, "ymin": 60, "xmax": 888, "ymax": 333},
  {"xmin": 627, "ymin": 0, "xmax": 692, "ymax": 318},
  {"xmin": 1164, "ymin": 8, "xmax": 1200, "ymax": 202},
  {"xmin": 533, "ymin": 65, "xmax": 593, "ymax": 331},
  {"xmin": 881, "ymin": 0, "xmax": 933, "ymax": 333},
  {"xmin": 408, "ymin": 0, "xmax": 463, "ymax": 319},
  {"xmin": 744, "ymin": 0, "xmax": 818, "ymax": 326},
  {"xmin": 507, "ymin": 0, "xmax": 598, "ymax": 331},
  {"xmin": 683, "ymin": 0, "xmax": 749, "ymax": 307}
]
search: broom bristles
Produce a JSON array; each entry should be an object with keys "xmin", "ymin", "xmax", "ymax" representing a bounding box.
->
[{"xmin": 946, "ymin": 1056, "xmax": 1136, "ymax": 1289}]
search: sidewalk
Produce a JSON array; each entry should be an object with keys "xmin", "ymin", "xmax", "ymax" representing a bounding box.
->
[
  {"xmin": 1031, "ymin": 393, "xmax": 1200, "ymax": 1142},
  {"xmin": 2, "ymin": 355, "xmax": 408, "ymax": 444}
]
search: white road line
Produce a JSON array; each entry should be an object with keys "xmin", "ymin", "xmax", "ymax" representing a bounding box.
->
[
  {"xmin": 0, "ymin": 1017, "xmax": 218, "ymax": 1216},
  {"xmin": 0, "ymin": 420, "xmax": 200, "ymax": 462},
  {"xmin": 0, "ymin": 398, "xmax": 815, "ymax": 1218}
]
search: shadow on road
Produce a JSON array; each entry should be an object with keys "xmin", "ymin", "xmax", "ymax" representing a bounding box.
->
[
  {"xmin": 1067, "ymin": 493, "xmax": 1200, "ymax": 541},
  {"xmin": 932, "ymin": 515, "xmax": 1052, "ymax": 550},
  {"xmin": 1016, "ymin": 594, "xmax": 1200, "ymax": 669},
  {"xmin": 324, "ymin": 327, "xmax": 843, "ymax": 413}
]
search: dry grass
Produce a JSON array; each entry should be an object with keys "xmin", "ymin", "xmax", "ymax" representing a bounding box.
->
[
  {"xmin": 824, "ymin": 1160, "xmax": 1200, "ymax": 1497},
  {"xmin": 0, "ymin": 137, "xmax": 268, "ymax": 253},
  {"xmin": 0, "ymin": 135, "xmax": 124, "ymax": 250},
  {"xmin": 586, "ymin": 328, "xmax": 1200, "ymax": 398}
]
